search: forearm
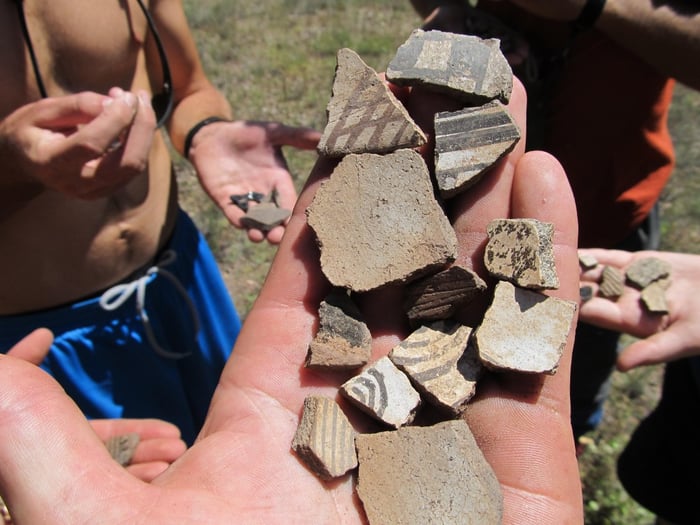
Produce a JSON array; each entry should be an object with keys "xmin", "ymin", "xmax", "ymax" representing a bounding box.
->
[
  {"xmin": 594, "ymin": 0, "xmax": 700, "ymax": 89},
  {"xmin": 148, "ymin": 0, "xmax": 233, "ymax": 156},
  {"xmin": 417, "ymin": 0, "xmax": 700, "ymax": 89}
]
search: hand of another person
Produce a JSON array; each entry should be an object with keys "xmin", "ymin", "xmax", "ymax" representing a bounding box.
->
[
  {"xmin": 89, "ymin": 419, "xmax": 187, "ymax": 482},
  {"xmin": 187, "ymin": 119, "xmax": 321, "ymax": 244},
  {"xmin": 5, "ymin": 328, "xmax": 186, "ymax": 483},
  {"xmin": 0, "ymin": 79, "xmax": 582, "ymax": 524},
  {"xmin": 579, "ymin": 248, "xmax": 700, "ymax": 371},
  {"xmin": 0, "ymin": 88, "xmax": 156, "ymax": 200}
]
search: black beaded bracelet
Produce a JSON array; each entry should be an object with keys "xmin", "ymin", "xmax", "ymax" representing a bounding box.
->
[
  {"xmin": 183, "ymin": 116, "xmax": 230, "ymax": 159},
  {"xmin": 571, "ymin": 0, "xmax": 606, "ymax": 33}
]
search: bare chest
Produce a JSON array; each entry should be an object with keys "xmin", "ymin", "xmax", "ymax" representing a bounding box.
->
[{"xmin": 0, "ymin": 0, "xmax": 149, "ymax": 116}]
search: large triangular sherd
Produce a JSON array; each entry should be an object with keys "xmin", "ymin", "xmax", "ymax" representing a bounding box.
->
[
  {"xmin": 317, "ymin": 48, "xmax": 426, "ymax": 157},
  {"xmin": 389, "ymin": 320, "xmax": 482, "ymax": 416},
  {"xmin": 484, "ymin": 218, "xmax": 559, "ymax": 289},
  {"xmin": 386, "ymin": 29, "xmax": 513, "ymax": 105},
  {"xmin": 306, "ymin": 149, "xmax": 457, "ymax": 292},
  {"xmin": 291, "ymin": 396, "xmax": 358, "ymax": 480},
  {"xmin": 474, "ymin": 281, "xmax": 577, "ymax": 374},
  {"xmin": 434, "ymin": 101, "xmax": 521, "ymax": 197}
]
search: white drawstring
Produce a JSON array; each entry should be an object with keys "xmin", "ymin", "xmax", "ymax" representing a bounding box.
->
[{"xmin": 99, "ymin": 250, "xmax": 199, "ymax": 359}]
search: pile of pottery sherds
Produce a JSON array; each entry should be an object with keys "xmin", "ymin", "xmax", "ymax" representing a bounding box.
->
[
  {"xmin": 293, "ymin": 29, "xmax": 577, "ymax": 524},
  {"xmin": 579, "ymin": 253, "xmax": 672, "ymax": 313}
]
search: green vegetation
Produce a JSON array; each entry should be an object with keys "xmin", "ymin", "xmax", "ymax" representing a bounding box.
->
[{"xmin": 178, "ymin": 2, "xmax": 700, "ymax": 523}]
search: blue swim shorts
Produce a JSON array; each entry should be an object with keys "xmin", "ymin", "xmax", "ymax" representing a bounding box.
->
[{"xmin": 0, "ymin": 209, "xmax": 241, "ymax": 445}]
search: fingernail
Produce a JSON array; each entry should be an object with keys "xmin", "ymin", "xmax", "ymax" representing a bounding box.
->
[
  {"xmin": 120, "ymin": 92, "xmax": 137, "ymax": 109},
  {"xmin": 138, "ymin": 90, "xmax": 152, "ymax": 109}
]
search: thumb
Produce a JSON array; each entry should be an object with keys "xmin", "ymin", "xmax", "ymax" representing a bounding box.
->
[
  {"xmin": 0, "ymin": 354, "xmax": 143, "ymax": 524},
  {"xmin": 5, "ymin": 328, "xmax": 53, "ymax": 365},
  {"xmin": 617, "ymin": 328, "xmax": 695, "ymax": 371}
]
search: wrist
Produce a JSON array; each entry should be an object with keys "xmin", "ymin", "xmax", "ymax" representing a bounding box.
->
[{"xmin": 183, "ymin": 116, "xmax": 230, "ymax": 160}]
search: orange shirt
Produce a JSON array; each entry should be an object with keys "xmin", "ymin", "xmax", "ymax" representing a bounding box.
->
[{"xmin": 479, "ymin": 2, "xmax": 676, "ymax": 248}]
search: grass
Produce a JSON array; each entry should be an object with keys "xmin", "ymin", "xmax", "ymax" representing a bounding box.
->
[
  {"xmin": 178, "ymin": 2, "xmax": 700, "ymax": 523},
  {"xmin": 178, "ymin": 0, "xmax": 418, "ymax": 313}
]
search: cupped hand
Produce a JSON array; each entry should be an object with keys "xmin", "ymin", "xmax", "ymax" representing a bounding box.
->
[
  {"xmin": 90, "ymin": 418, "xmax": 187, "ymax": 482},
  {"xmin": 579, "ymin": 248, "xmax": 700, "ymax": 371},
  {"xmin": 0, "ymin": 78, "xmax": 582, "ymax": 524},
  {"xmin": 187, "ymin": 119, "xmax": 321, "ymax": 244},
  {"xmin": 0, "ymin": 88, "xmax": 156, "ymax": 200},
  {"xmin": 4, "ymin": 328, "xmax": 186, "ymax": 484}
]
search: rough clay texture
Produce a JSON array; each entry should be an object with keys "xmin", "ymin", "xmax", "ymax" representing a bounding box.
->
[
  {"xmin": 318, "ymin": 48, "xmax": 426, "ymax": 157},
  {"xmin": 625, "ymin": 257, "xmax": 672, "ymax": 289},
  {"xmin": 291, "ymin": 396, "xmax": 358, "ymax": 480},
  {"xmin": 389, "ymin": 320, "xmax": 482, "ymax": 415},
  {"xmin": 105, "ymin": 433, "xmax": 140, "ymax": 467},
  {"xmin": 403, "ymin": 264, "xmax": 487, "ymax": 323},
  {"xmin": 578, "ymin": 252, "xmax": 599, "ymax": 270},
  {"xmin": 355, "ymin": 420, "xmax": 503, "ymax": 525},
  {"xmin": 306, "ymin": 292, "xmax": 372, "ymax": 370},
  {"xmin": 240, "ymin": 203, "xmax": 291, "ymax": 232},
  {"xmin": 474, "ymin": 281, "xmax": 577, "ymax": 374},
  {"xmin": 484, "ymin": 219, "xmax": 559, "ymax": 289},
  {"xmin": 306, "ymin": 149, "xmax": 458, "ymax": 292},
  {"xmin": 599, "ymin": 265, "xmax": 625, "ymax": 299},
  {"xmin": 386, "ymin": 29, "xmax": 513, "ymax": 105},
  {"xmin": 340, "ymin": 356, "xmax": 421, "ymax": 428},
  {"xmin": 641, "ymin": 280, "xmax": 670, "ymax": 314},
  {"xmin": 434, "ymin": 100, "xmax": 521, "ymax": 197}
]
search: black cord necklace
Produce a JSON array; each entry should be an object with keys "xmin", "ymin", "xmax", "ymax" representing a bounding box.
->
[{"xmin": 12, "ymin": 0, "xmax": 173, "ymax": 127}]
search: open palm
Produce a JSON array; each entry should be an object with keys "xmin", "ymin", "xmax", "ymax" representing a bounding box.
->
[{"xmin": 0, "ymin": 80, "xmax": 583, "ymax": 524}]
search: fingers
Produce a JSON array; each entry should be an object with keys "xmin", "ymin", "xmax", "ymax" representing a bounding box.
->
[
  {"xmin": 464, "ymin": 151, "xmax": 583, "ymax": 523},
  {"xmin": 579, "ymin": 290, "xmax": 665, "ymax": 337},
  {"xmin": 616, "ymin": 331, "xmax": 691, "ymax": 371},
  {"xmin": 90, "ymin": 417, "xmax": 183, "ymax": 440},
  {"xmin": 29, "ymin": 91, "xmax": 109, "ymax": 129},
  {"xmin": 243, "ymin": 157, "xmax": 298, "ymax": 245},
  {"xmin": 91, "ymin": 419, "xmax": 187, "ymax": 482},
  {"xmin": 30, "ymin": 89, "xmax": 155, "ymax": 199},
  {"xmin": 510, "ymin": 150, "xmax": 579, "ymax": 377},
  {"xmin": 5, "ymin": 328, "xmax": 53, "ymax": 365},
  {"xmin": 125, "ymin": 461, "xmax": 172, "ymax": 483},
  {"xmin": 578, "ymin": 248, "xmax": 637, "ymax": 271},
  {"xmin": 64, "ymin": 89, "xmax": 139, "ymax": 163},
  {"xmin": 116, "ymin": 91, "xmax": 157, "ymax": 176},
  {"xmin": 73, "ymin": 90, "xmax": 155, "ymax": 198},
  {"xmin": 448, "ymin": 78, "xmax": 527, "ymax": 277},
  {"xmin": 0, "ymin": 356, "xmax": 138, "ymax": 524},
  {"xmin": 263, "ymin": 122, "xmax": 321, "ymax": 151}
]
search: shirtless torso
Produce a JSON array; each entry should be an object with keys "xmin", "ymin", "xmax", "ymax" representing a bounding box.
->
[{"xmin": 0, "ymin": 0, "xmax": 187, "ymax": 314}]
